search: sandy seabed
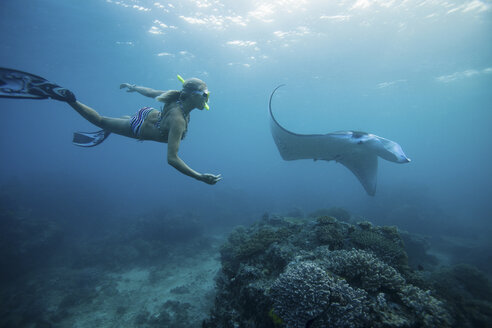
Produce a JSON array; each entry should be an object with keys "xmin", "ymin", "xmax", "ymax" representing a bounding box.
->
[{"xmin": 1, "ymin": 235, "xmax": 223, "ymax": 328}]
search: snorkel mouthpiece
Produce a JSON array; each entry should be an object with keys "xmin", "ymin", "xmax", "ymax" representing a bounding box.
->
[{"xmin": 177, "ymin": 74, "xmax": 209, "ymax": 110}]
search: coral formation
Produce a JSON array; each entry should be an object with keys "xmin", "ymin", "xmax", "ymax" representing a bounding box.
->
[
  {"xmin": 348, "ymin": 222, "xmax": 409, "ymax": 270},
  {"xmin": 270, "ymin": 260, "xmax": 369, "ymax": 328},
  {"xmin": 314, "ymin": 216, "xmax": 345, "ymax": 249},
  {"xmin": 3, "ymin": 191, "xmax": 491, "ymax": 328},
  {"xmin": 203, "ymin": 215, "xmax": 463, "ymax": 328},
  {"xmin": 319, "ymin": 248, "xmax": 405, "ymax": 293},
  {"xmin": 219, "ymin": 222, "xmax": 297, "ymax": 276},
  {"xmin": 397, "ymin": 285, "xmax": 452, "ymax": 327},
  {"xmin": 308, "ymin": 207, "xmax": 352, "ymax": 222}
]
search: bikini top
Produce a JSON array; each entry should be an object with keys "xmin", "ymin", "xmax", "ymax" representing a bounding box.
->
[{"xmin": 156, "ymin": 100, "xmax": 190, "ymax": 140}]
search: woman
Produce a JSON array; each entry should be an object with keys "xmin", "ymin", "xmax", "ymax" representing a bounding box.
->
[{"xmin": 0, "ymin": 67, "xmax": 221, "ymax": 185}]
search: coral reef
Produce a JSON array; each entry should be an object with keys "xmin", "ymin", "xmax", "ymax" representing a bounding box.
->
[
  {"xmin": 429, "ymin": 264, "xmax": 492, "ymax": 328},
  {"xmin": 203, "ymin": 215, "xmax": 468, "ymax": 328},
  {"xmin": 319, "ymin": 248, "xmax": 405, "ymax": 293},
  {"xmin": 314, "ymin": 216, "xmax": 345, "ymax": 249},
  {"xmin": 309, "ymin": 206, "xmax": 352, "ymax": 222},
  {"xmin": 348, "ymin": 222, "xmax": 409, "ymax": 271},
  {"xmin": 270, "ymin": 260, "xmax": 369, "ymax": 328},
  {"xmin": 3, "ymin": 190, "xmax": 491, "ymax": 328},
  {"xmin": 219, "ymin": 221, "xmax": 298, "ymax": 277},
  {"xmin": 397, "ymin": 284, "xmax": 452, "ymax": 327}
]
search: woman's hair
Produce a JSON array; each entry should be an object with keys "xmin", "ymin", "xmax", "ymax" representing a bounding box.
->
[
  {"xmin": 155, "ymin": 77, "xmax": 207, "ymax": 104},
  {"xmin": 155, "ymin": 90, "xmax": 181, "ymax": 104},
  {"xmin": 183, "ymin": 78, "xmax": 206, "ymax": 92}
]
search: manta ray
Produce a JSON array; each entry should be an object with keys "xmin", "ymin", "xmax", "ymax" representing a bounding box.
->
[{"xmin": 269, "ymin": 85, "xmax": 410, "ymax": 196}]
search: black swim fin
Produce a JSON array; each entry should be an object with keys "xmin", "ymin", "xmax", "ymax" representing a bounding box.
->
[
  {"xmin": 73, "ymin": 130, "xmax": 111, "ymax": 147},
  {"xmin": 0, "ymin": 67, "xmax": 76, "ymax": 102}
]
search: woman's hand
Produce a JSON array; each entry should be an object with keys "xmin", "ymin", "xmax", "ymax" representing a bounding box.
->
[
  {"xmin": 199, "ymin": 173, "xmax": 222, "ymax": 185},
  {"xmin": 119, "ymin": 83, "xmax": 136, "ymax": 92}
]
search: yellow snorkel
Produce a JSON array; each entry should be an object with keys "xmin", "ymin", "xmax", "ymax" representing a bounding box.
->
[{"xmin": 177, "ymin": 74, "xmax": 209, "ymax": 110}]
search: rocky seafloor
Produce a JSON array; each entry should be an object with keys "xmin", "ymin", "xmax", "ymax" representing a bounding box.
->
[
  {"xmin": 0, "ymin": 206, "xmax": 222, "ymax": 328},
  {"xmin": 1, "ymin": 204, "xmax": 491, "ymax": 327},
  {"xmin": 203, "ymin": 209, "xmax": 492, "ymax": 328}
]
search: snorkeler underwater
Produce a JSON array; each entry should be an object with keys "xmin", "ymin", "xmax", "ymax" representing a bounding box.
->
[
  {"xmin": 0, "ymin": 67, "xmax": 221, "ymax": 185},
  {"xmin": 1, "ymin": 1, "xmax": 491, "ymax": 327}
]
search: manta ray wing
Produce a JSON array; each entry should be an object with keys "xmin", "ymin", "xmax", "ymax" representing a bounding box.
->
[
  {"xmin": 270, "ymin": 120, "xmax": 343, "ymax": 161},
  {"xmin": 269, "ymin": 85, "xmax": 400, "ymax": 196},
  {"xmin": 271, "ymin": 113, "xmax": 379, "ymax": 195},
  {"xmin": 336, "ymin": 149, "xmax": 378, "ymax": 196},
  {"xmin": 269, "ymin": 85, "xmax": 349, "ymax": 161}
]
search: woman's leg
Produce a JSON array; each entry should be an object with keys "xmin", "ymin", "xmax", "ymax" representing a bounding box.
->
[{"xmin": 69, "ymin": 101, "xmax": 134, "ymax": 138}]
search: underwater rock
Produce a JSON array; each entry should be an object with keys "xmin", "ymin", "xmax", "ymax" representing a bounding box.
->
[
  {"xmin": 134, "ymin": 300, "xmax": 192, "ymax": 328},
  {"xmin": 203, "ymin": 214, "xmax": 460, "ymax": 327},
  {"xmin": 399, "ymin": 231, "xmax": 439, "ymax": 271},
  {"xmin": 429, "ymin": 264, "xmax": 492, "ymax": 327}
]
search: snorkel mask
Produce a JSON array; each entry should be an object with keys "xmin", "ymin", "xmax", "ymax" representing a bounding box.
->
[{"xmin": 177, "ymin": 74, "xmax": 210, "ymax": 110}]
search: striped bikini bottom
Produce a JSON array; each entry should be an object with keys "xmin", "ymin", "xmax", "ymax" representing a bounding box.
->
[{"xmin": 130, "ymin": 106, "xmax": 155, "ymax": 137}]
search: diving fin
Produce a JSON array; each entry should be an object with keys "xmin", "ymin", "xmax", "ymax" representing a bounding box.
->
[
  {"xmin": 73, "ymin": 130, "xmax": 111, "ymax": 147},
  {"xmin": 0, "ymin": 67, "xmax": 76, "ymax": 102}
]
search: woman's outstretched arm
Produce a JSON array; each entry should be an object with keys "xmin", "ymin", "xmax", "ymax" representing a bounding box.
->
[
  {"xmin": 120, "ymin": 83, "xmax": 164, "ymax": 98},
  {"xmin": 166, "ymin": 116, "xmax": 221, "ymax": 185}
]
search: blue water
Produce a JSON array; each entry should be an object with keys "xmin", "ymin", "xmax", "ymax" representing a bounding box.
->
[
  {"xmin": 1, "ymin": 1, "xmax": 492, "ymax": 326},
  {"xmin": 1, "ymin": 0, "xmax": 491, "ymax": 244}
]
